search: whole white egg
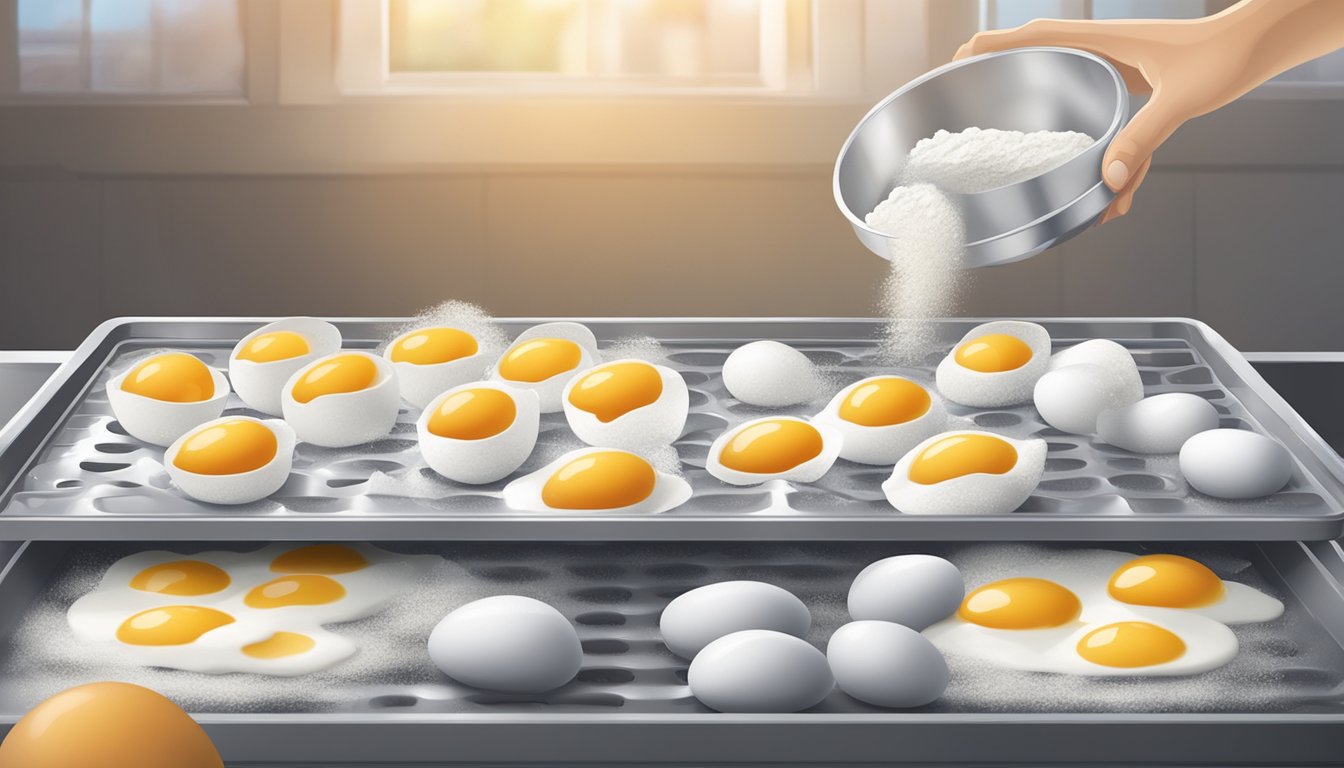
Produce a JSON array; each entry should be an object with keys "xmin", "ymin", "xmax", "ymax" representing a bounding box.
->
[
  {"xmin": 659, "ymin": 580, "xmax": 811, "ymax": 659},
  {"xmin": 721, "ymin": 340, "xmax": 823, "ymax": 407},
  {"xmin": 562, "ymin": 359, "xmax": 689, "ymax": 450},
  {"xmin": 883, "ymin": 431, "xmax": 1046, "ymax": 515},
  {"xmin": 106, "ymin": 353, "xmax": 231, "ymax": 447},
  {"xmin": 1097, "ymin": 393, "xmax": 1220, "ymax": 454},
  {"xmin": 687, "ymin": 630, "xmax": 834, "ymax": 713},
  {"xmin": 229, "ymin": 318, "xmax": 342, "ymax": 416},
  {"xmin": 847, "ymin": 555, "xmax": 964, "ymax": 630},
  {"xmin": 164, "ymin": 416, "xmax": 296, "ymax": 505},
  {"xmin": 427, "ymin": 595, "xmax": 582, "ymax": 693},
  {"xmin": 1033, "ymin": 363, "xmax": 1143, "ymax": 435},
  {"xmin": 935, "ymin": 321, "xmax": 1052, "ymax": 408},
  {"xmin": 1049, "ymin": 339, "xmax": 1143, "ymax": 402},
  {"xmin": 417, "ymin": 382, "xmax": 540, "ymax": 485},
  {"xmin": 280, "ymin": 351, "xmax": 401, "ymax": 448},
  {"xmin": 1179, "ymin": 429, "xmax": 1293, "ymax": 499},
  {"xmin": 826, "ymin": 621, "xmax": 948, "ymax": 708},
  {"xmin": 490, "ymin": 322, "xmax": 599, "ymax": 413},
  {"xmin": 812, "ymin": 376, "xmax": 947, "ymax": 466}
]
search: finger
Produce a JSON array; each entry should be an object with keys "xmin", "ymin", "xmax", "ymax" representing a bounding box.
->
[
  {"xmin": 956, "ymin": 18, "xmax": 1138, "ymax": 60},
  {"xmin": 1102, "ymin": 96, "xmax": 1178, "ymax": 192},
  {"xmin": 1097, "ymin": 156, "xmax": 1151, "ymax": 225}
]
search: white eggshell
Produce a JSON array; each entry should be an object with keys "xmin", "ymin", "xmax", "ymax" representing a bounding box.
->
[
  {"xmin": 229, "ymin": 318, "xmax": 342, "ymax": 416},
  {"xmin": 428, "ymin": 595, "xmax": 582, "ymax": 693},
  {"xmin": 1179, "ymin": 429, "xmax": 1293, "ymax": 499},
  {"xmin": 106, "ymin": 361, "xmax": 230, "ymax": 447},
  {"xmin": 935, "ymin": 321, "xmax": 1052, "ymax": 407},
  {"xmin": 490, "ymin": 322, "xmax": 599, "ymax": 413},
  {"xmin": 280, "ymin": 352, "xmax": 401, "ymax": 448},
  {"xmin": 417, "ymin": 382, "xmax": 540, "ymax": 485},
  {"xmin": 501, "ymin": 447, "xmax": 692, "ymax": 514},
  {"xmin": 163, "ymin": 417, "xmax": 296, "ymax": 505},
  {"xmin": 384, "ymin": 326, "xmax": 501, "ymax": 409},
  {"xmin": 882, "ymin": 431, "xmax": 1046, "ymax": 515},
  {"xmin": 562, "ymin": 360, "xmax": 689, "ymax": 450},
  {"xmin": 659, "ymin": 581, "xmax": 811, "ymax": 659},
  {"xmin": 1033, "ymin": 362, "xmax": 1143, "ymax": 435},
  {"xmin": 688, "ymin": 630, "xmax": 833, "ymax": 713},
  {"xmin": 1097, "ymin": 393, "xmax": 1220, "ymax": 454},
  {"xmin": 812, "ymin": 376, "xmax": 948, "ymax": 466},
  {"xmin": 847, "ymin": 555, "xmax": 964, "ymax": 630},
  {"xmin": 1049, "ymin": 338, "xmax": 1143, "ymax": 402},
  {"xmin": 705, "ymin": 416, "xmax": 844, "ymax": 486},
  {"xmin": 721, "ymin": 340, "xmax": 823, "ymax": 407},
  {"xmin": 827, "ymin": 621, "xmax": 948, "ymax": 708}
]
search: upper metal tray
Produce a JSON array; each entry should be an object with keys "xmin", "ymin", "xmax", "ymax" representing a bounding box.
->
[{"xmin": 0, "ymin": 317, "xmax": 1341, "ymax": 542}]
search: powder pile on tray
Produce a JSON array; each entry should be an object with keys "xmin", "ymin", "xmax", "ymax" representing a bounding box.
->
[{"xmin": 868, "ymin": 128, "xmax": 1094, "ymax": 363}]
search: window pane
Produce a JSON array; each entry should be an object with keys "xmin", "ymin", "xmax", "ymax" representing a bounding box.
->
[
  {"xmin": 18, "ymin": 0, "xmax": 84, "ymax": 92},
  {"xmin": 388, "ymin": 0, "xmax": 587, "ymax": 73},
  {"xmin": 90, "ymin": 0, "xmax": 154, "ymax": 92},
  {"xmin": 1090, "ymin": 1, "xmax": 1208, "ymax": 19},
  {"xmin": 591, "ymin": 0, "xmax": 762, "ymax": 77},
  {"xmin": 158, "ymin": 0, "xmax": 245, "ymax": 93}
]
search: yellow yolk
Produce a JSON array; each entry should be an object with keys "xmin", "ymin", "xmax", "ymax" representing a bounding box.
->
[
  {"xmin": 242, "ymin": 632, "xmax": 316, "ymax": 659},
  {"xmin": 270, "ymin": 544, "xmax": 369, "ymax": 575},
  {"xmin": 290, "ymin": 354, "xmax": 378, "ymax": 404},
  {"xmin": 908, "ymin": 434, "xmax": 1018, "ymax": 485},
  {"xmin": 717, "ymin": 420, "xmax": 824, "ymax": 475},
  {"xmin": 116, "ymin": 606, "xmax": 235, "ymax": 646},
  {"xmin": 427, "ymin": 388, "xmax": 516, "ymax": 440},
  {"xmin": 244, "ymin": 575, "xmax": 346, "ymax": 608},
  {"xmin": 958, "ymin": 577, "xmax": 1082, "ymax": 629},
  {"xmin": 129, "ymin": 560, "xmax": 231, "ymax": 596},
  {"xmin": 1077, "ymin": 621, "xmax": 1187, "ymax": 668},
  {"xmin": 837, "ymin": 377, "xmax": 931, "ymax": 427},
  {"xmin": 120, "ymin": 353, "xmax": 214, "ymax": 403},
  {"xmin": 955, "ymin": 334, "xmax": 1033, "ymax": 373},
  {"xmin": 389, "ymin": 327, "xmax": 478, "ymax": 365},
  {"xmin": 497, "ymin": 338, "xmax": 582, "ymax": 383},
  {"xmin": 567, "ymin": 362, "xmax": 663, "ymax": 423},
  {"xmin": 1107, "ymin": 554, "xmax": 1226, "ymax": 609},
  {"xmin": 541, "ymin": 451, "xmax": 656, "ymax": 510},
  {"xmin": 237, "ymin": 331, "xmax": 310, "ymax": 363},
  {"xmin": 172, "ymin": 419, "xmax": 278, "ymax": 476}
]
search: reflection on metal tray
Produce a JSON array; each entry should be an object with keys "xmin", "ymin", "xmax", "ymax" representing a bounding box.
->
[
  {"xmin": 0, "ymin": 317, "xmax": 1341, "ymax": 541},
  {"xmin": 1, "ymin": 539, "xmax": 1343, "ymax": 765}
]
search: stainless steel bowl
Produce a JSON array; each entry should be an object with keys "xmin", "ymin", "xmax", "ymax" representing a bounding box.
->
[{"xmin": 833, "ymin": 47, "xmax": 1129, "ymax": 268}]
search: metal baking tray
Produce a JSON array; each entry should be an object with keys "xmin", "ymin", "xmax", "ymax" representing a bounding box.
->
[
  {"xmin": 0, "ymin": 317, "xmax": 1340, "ymax": 542},
  {"xmin": 1, "ymin": 539, "xmax": 1344, "ymax": 765}
]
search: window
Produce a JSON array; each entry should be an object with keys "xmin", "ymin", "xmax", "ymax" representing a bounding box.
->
[{"xmin": 15, "ymin": 0, "xmax": 244, "ymax": 96}]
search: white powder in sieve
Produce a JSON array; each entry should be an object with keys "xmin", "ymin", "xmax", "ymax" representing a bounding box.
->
[{"xmin": 867, "ymin": 127, "xmax": 1095, "ymax": 363}]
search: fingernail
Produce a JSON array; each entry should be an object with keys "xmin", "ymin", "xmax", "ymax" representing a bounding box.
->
[{"xmin": 1105, "ymin": 160, "xmax": 1130, "ymax": 189}]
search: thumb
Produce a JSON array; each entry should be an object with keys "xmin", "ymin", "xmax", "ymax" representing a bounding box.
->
[{"xmin": 1102, "ymin": 95, "xmax": 1180, "ymax": 191}]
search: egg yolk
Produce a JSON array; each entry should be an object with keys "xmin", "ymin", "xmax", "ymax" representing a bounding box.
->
[
  {"xmin": 427, "ymin": 388, "xmax": 516, "ymax": 440},
  {"xmin": 954, "ymin": 334, "xmax": 1033, "ymax": 373},
  {"xmin": 958, "ymin": 577, "xmax": 1082, "ymax": 629},
  {"xmin": 717, "ymin": 420, "xmax": 824, "ymax": 475},
  {"xmin": 130, "ymin": 560, "xmax": 231, "ymax": 596},
  {"xmin": 497, "ymin": 338, "xmax": 582, "ymax": 383},
  {"xmin": 237, "ymin": 331, "xmax": 310, "ymax": 363},
  {"xmin": 120, "ymin": 353, "xmax": 214, "ymax": 403},
  {"xmin": 838, "ymin": 377, "xmax": 931, "ymax": 427},
  {"xmin": 389, "ymin": 327, "xmax": 478, "ymax": 365},
  {"xmin": 908, "ymin": 434, "xmax": 1018, "ymax": 485},
  {"xmin": 541, "ymin": 451, "xmax": 656, "ymax": 510},
  {"xmin": 1076, "ymin": 621, "xmax": 1187, "ymax": 668},
  {"xmin": 116, "ymin": 606, "xmax": 235, "ymax": 646},
  {"xmin": 270, "ymin": 544, "xmax": 369, "ymax": 574},
  {"xmin": 290, "ymin": 354, "xmax": 378, "ymax": 404},
  {"xmin": 244, "ymin": 575, "xmax": 346, "ymax": 608},
  {"xmin": 1107, "ymin": 554, "xmax": 1225, "ymax": 608},
  {"xmin": 567, "ymin": 362, "xmax": 663, "ymax": 423},
  {"xmin": 172, "ymin": 419, "xmax": 278, "ymax": 476},
  {"xmin": 242, "ymin": 631, "xmax": 316, "ymax": 659}
]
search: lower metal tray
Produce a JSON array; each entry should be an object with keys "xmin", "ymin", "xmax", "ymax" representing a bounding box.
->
[
  {"xmin": 0, "ymin": 317, "xmax": 1341, "ymax": 541},
  {"xmin": 1, "ymin": 539, "xmax": 1343, "ymax": 765}
]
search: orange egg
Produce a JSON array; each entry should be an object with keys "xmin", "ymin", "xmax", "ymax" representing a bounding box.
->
[{"xmin": 120, "ymin": 353, "xmax": 215, "ymax": 403}]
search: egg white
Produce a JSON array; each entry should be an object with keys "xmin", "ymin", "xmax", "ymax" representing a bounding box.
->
[
  {"xmin": 229, "ymin": 318, "xmax": 343, "ymax": 416},
  {"xmin": 490, "ymin": 322, "xmax": 599, "ymax": 413},
  {"xmin": 882, "ymin": 430, "xmax": 1046, "ymax": 515},
  {"xmin": 705, "ymin": 416, "xmax": 844, "ymax": 486},
  {"xmin": 417, "ymin": 382, "xmax": 540, "ymax": 485},
  {"xmin": 164, "ymin": 416, "xmax": 296, "ymax": 505},
  {"xmin": 561, "ymin": 359, "xmax": 689, "ymax": 450},
  {"xmin": 812, "ymin": 376, "xmax": 948, "ymax": 466},
  {"xmin": 935, "ymin": 321, "xmax": 1051, "ymax": 407},
  {"xmin": 281, "ymin": 351, "xmax": 401, "ymax": 448},
  {"xmin": 66, "ymin": 544, "xmax": 435, "ymax": 676},
  {"xmin": 501, "ymin": 446, "xmax": 692, "ymax": 514},
  {"xmin": 106, "ymin": 357, "xmax": 231, "ymax": 447},
  {"xmin": 384, "ymin": 325, "xmax": 501, "ymax": 409}
]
